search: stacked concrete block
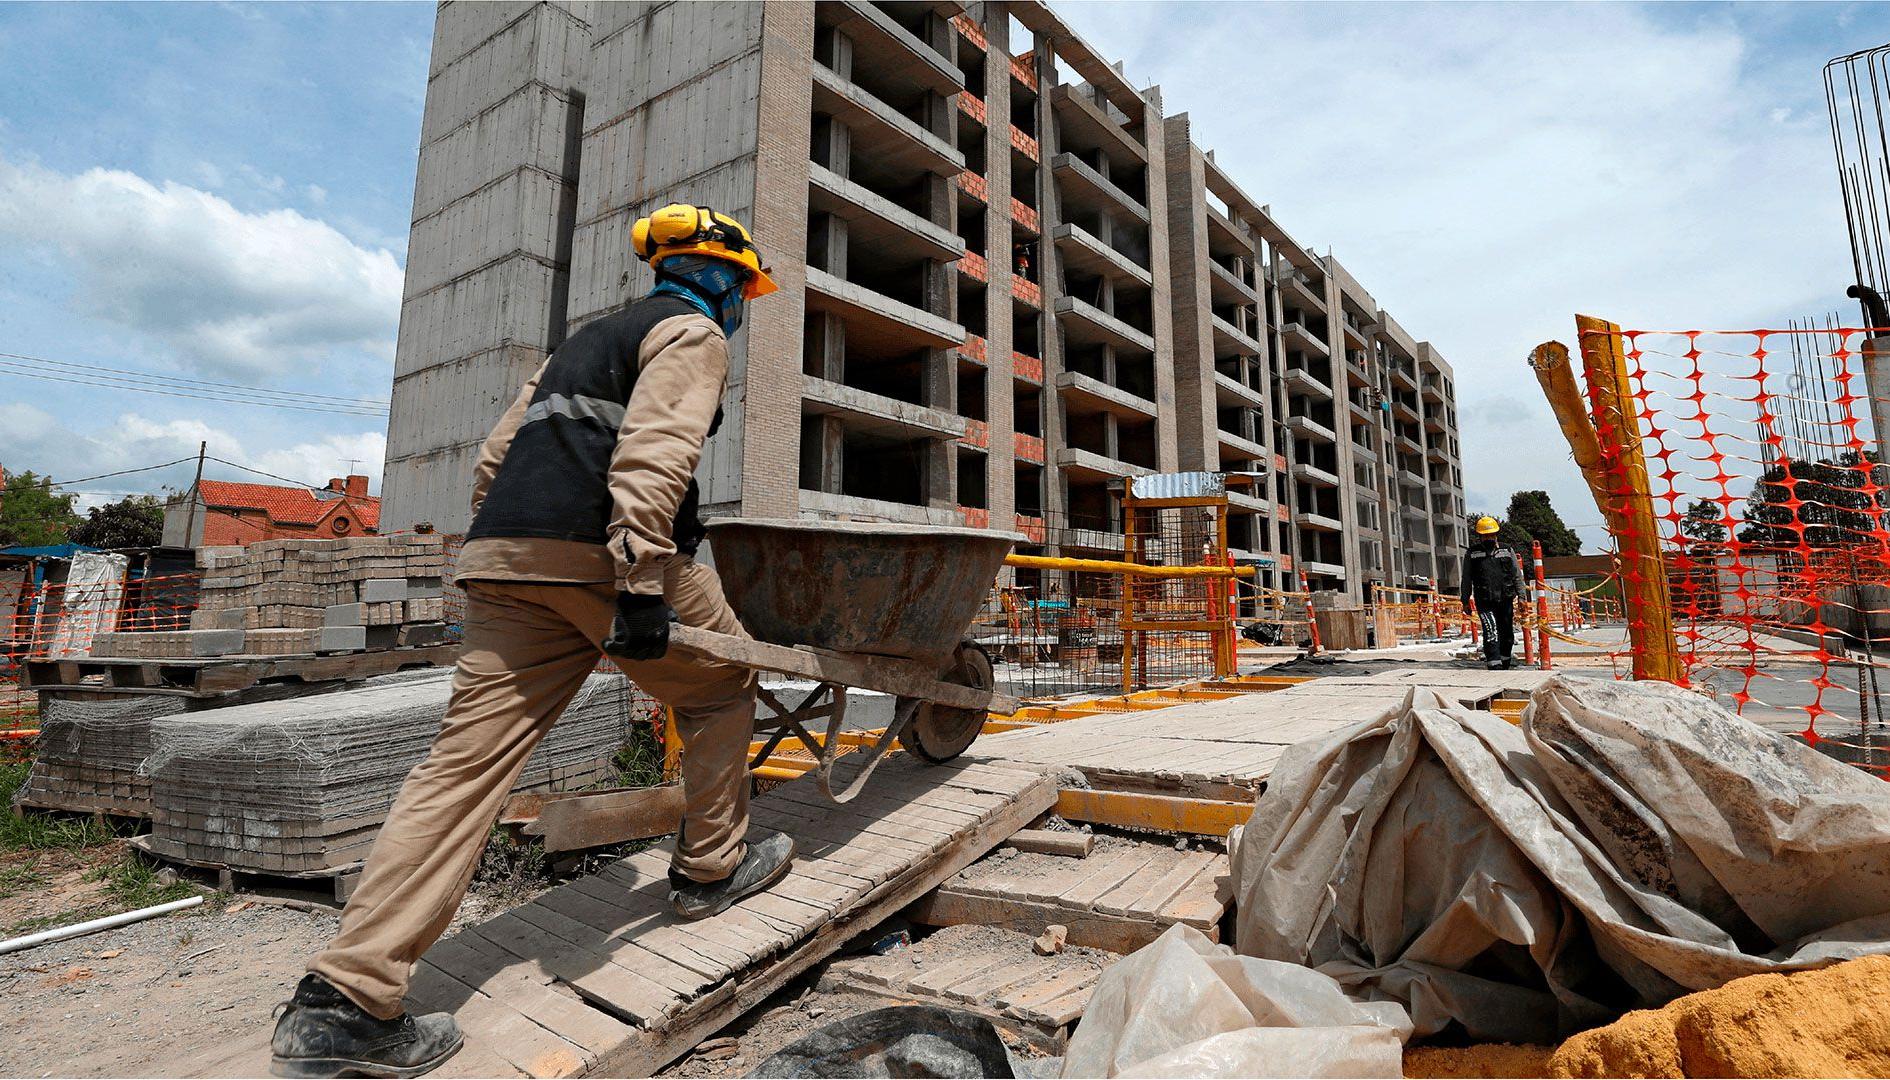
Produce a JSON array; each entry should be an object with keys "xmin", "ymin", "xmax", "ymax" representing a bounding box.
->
[
  {"xmin": 98, "ymin": 536, "xmax": 451, "ymax": 659},
  {"xmin": 90, "ymin": 629, "xmax": 247, "ymax": 659},
  {"xmin": 142, "ymin": 670, "xmax": 644, "ymax": 873}
]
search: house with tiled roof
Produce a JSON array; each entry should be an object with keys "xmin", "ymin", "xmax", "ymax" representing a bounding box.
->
[{"xmin": 160, "ymin": 475, "xmax": 380, "ymax": 548}]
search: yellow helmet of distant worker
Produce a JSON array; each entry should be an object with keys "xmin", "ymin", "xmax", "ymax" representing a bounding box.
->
[
  {"xmin": 1474, "ymin": 515, "xmax": 1501, "ymax": 535},
  {"xmin": 632, "ymin": 204, "xmax": 779, "ymax": 299}
]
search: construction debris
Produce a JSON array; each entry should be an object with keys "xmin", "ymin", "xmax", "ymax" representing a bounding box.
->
[
  {"xmin": 1032, "ymin": 925, "xmax": 1067, "ymax": 956},
  {"xmin": 138, "ymin": 670, "xmax": 634, "ymax": 874}
]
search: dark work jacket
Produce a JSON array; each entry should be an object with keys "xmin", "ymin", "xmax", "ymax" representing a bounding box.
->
[
  {"xmin": 466, "ymin": 294, "xmax": 709, "ymax": 556},
  {"xmin": 1462, "ymin": 540, "xmax": 1523, "ymax": 605}
]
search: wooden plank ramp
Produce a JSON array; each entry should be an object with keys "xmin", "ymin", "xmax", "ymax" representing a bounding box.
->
[
  {"xmin": 206, "ymin": 756, "xmax": 1057, "ymax": 1079},
  {"xmin": 910, "ymin": 836, "xmax": 1231, "ymax": 954}
]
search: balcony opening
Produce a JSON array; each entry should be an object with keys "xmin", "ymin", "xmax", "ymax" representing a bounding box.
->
[
  {"xmin": 958, "ymin": 32, "xmax": 986, "ymax": 91},
  {"xmin": 961, "ymin": 128, "xmax": 988, "ymax": 176},
  {"xmin": 958, "ymin": 279, "xmax": 987, "ymax": 337},
  {"xmin": 1011, "ymin": 237, "xmax": 1040, "ymax": 285},
  {"xmin": 1230, "ymin": 514, "xmax": 1258, "ymax": 553},
  {"xmin": 1113, "ymin": 291, "xmax": 1153, "ymax": 336},
  {"xmin": 1063, "ymin": 268, "xmax": 1106, "ymax": 310},
  {"xmin": 1009, "ymin": 88, "xmax": 1036, "ymax": 136},
  {"xmin": 1014, "ymin": 385, "xmax": 1042, "ymax": 437},
  {"xmin": 1068, "ymin": 481, "xmax": 1114, "ymax": 534},
  {"xmin": 1118, "ymin": 420, "xmax": 1156, "ymax": 469},
  {"xmin": 1011, "ymin": 310, "xmax": 1041, "ymax": 359},
  {"xmin": 958, "ymin": 202, "xmax": 987, "ymax": 256},
  {"xmin": 1115, "ymin": 353, "xmax": 1154, "ymax": 402},
  {"xmin": 957, "ymin": 366, "xmax": 987, "ymax": 421},
  {"xmin": 1010, "ymin": 163, "xmax": 1038, "ymax": 210},
  {"xmin": 845, "ymin": 347, "xmax": 927, "ymax": 405},
  {"xmin": 1064, "ymin": 343, "xmax": 1107, "ymax": 383},
  {"xmin": 1015, "ymin": 461, "xmax": 1044, "ymax": 516},
  {"xmin": 843, "ymin": 232, "xmax": 931, "ymax": 310},
  {"xmin": 1066, "ymin": 412, "xmax": 1107, "ymax": 455},
  {"xmin": 957, "ymin": 447, "xmax": 986, "ymax": 508},
  {"xmin": 844, "ymin": 432, "xmax": 926, "ymax": 504}
]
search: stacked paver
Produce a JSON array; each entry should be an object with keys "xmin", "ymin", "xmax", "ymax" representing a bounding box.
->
[
  {"xmin": 142, "ymin": 670, "xmax": 643, "ymax": 873},
  {"xmin": 91, "ymin": 536, "xmax": 450, "ymax": 658}
]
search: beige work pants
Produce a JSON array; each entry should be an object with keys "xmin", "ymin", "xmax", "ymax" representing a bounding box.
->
[{"xmin": 308, "ymin": 560, "xmax": 757, "ymax": 1018}]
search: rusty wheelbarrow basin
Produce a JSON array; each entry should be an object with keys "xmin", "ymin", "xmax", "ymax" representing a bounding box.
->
[{"xmin": 705, "ymin": 518, "xmax": 1021, "ymax": 665}]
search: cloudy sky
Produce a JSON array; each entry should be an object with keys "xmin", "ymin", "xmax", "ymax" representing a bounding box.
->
[{"xmin": 0, "ymin": 3, "xmax": 1884, "ymax": 543}]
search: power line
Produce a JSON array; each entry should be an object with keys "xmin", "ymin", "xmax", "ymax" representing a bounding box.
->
[
  {"xmin": 205, "ymin": 455, "xmax": 354, "ymax": 493},
  {"xmin": 45, "ymin": 457, "xmax": 199, "ymax": 488},
  {"xmin": 0, "ymin": 351, "xmax": 390, "ymax": 408},
  {"xmin": 0, "ymin": 359, "xmax": 389, "ymax": 417}
]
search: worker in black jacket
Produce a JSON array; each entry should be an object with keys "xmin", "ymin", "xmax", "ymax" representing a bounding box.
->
[{"xmin": 1462, "ymin": 516, "xmax": 1525, "ymax": 669}]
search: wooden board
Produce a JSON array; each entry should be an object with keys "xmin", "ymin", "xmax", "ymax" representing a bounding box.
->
[
  {"xmin": 387, "ymin": 756, "xmax": 1059, "ymax": 1078},
  {"xmin": 22, "ymin": 644, "xmax": 459, "ymax": 697},
  {"xmin": 909, "ymin": 839, "xmax": 1229, "ymax": 954}
]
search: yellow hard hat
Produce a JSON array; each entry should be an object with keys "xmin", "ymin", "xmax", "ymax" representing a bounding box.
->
[
  {"xmin": 632, "ymin": 203, "xmax": 779, "ymax": 299},
  {"xmin": 1474, "ymin": 515, "xmax": 1501, "ymax": 535}
]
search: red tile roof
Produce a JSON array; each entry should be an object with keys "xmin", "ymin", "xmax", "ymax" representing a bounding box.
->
[{"xmin": 195, "ymin": 479, "xmax": 380, "ymax": 547}]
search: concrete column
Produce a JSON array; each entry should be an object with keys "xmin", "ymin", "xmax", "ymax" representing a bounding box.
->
[
  {"xmin": 807, "ymin": 212, "xmax": 848, "ymax": 277},
  {"xmin": 979, "ymin": 8, "xmax": 1016, "ymax": 532},
  {"xmin": 812, "ymin": 115, "xmax": 851, "ymax": 177}
]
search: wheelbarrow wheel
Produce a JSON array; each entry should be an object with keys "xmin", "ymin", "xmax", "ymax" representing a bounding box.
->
[{"xmin": 899, "ymin": 642, "xmax": 993, "ymax": 763}]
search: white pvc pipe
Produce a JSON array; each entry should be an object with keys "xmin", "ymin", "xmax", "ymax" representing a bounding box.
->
[{"xmin": 0, "ymin": 895, "xmax": 202, "ymax": 955}]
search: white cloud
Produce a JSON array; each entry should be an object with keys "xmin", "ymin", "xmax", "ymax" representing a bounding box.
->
[
  {"xmin": 1058, "ymin": 2, "xmax": 1850, "ymax": 552},
  {"xmin": 0, "ymin": 156, "xmax": 403, "ymax": 380},
  {"xmin": 0, "ymin": 402, "xmax": 384, "ymax": 510}
]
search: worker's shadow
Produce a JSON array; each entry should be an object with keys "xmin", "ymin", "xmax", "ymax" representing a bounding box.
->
[{"xmin": 402, "ymin": 753, "xmax": 993, "ymax": 1036}]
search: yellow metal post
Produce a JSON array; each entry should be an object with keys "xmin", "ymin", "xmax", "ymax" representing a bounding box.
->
[
  {"xmin": 1530, "ymin": 340, "xmax": 1630, "ymax": 538},
  {"xmin": 1575, "ymin": 315, "xmax": 1682, "ymax": 682},
  {"xmin": 662, "ymin": 707, "xmax": 681, "ymax": 780}
]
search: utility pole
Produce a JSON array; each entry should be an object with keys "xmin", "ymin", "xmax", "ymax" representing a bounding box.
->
[{"xmin": 183, "ymin": 441, "xmax": 206, "ymax": 548}]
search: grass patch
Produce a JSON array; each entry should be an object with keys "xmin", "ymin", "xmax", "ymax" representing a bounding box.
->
[
  {"xmin": 472, "ymin": 825, "xmax": 551, "ymax": 907},
  {"xmin": 87, "ymin": 849, "xmax": 198, "ymax": 911},
  {"xmin": 0, "ymin": 760, "xmax": 121, "ymax": 852},
  {"xmin": 609, "ymin": 710, "xmax": 668, "ymax": 789}
]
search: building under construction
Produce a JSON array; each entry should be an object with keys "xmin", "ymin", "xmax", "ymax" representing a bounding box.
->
[{"xmin": 381, "ymin": 0, "xmax": 1466, "ymax": 596}]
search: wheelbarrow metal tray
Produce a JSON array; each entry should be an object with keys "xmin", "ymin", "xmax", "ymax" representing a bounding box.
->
[{"xmin": 706, "ymin": 518, "xmax": 1023, "ymax": 664}]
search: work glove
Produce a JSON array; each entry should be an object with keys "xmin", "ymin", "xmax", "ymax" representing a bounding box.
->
[{"xmin": 602, "ymin": 592, "xmax": 676, "ymax": 660}]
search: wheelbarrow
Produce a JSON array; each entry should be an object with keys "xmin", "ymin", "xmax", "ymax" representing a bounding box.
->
[{"xmin": 664, "ymin": 518, "xmax": 1022, "ymax": 803}]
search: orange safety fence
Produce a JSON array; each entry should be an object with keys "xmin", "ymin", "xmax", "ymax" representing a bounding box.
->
[{"xmin": 1582, "ymin": 324, "xmax": 1890, "ymax": 771}]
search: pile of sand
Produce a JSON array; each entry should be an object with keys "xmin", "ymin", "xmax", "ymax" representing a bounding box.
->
[
  {"xmin": 1547, "ymin": 955, "xmax": 1890, "ymax": 1078},
  {"xmin": 1403, "ymin": 1043, "xmax": 1555, "ymax": 1078}
]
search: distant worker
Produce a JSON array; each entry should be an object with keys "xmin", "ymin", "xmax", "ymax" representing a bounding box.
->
[
  {"xmin": 270, "ymin": 205, "xmax": 793, "ymax": 1079},
  {"xmin": 1462, "ymin": 515, "xmax": 1524, "ymax": 670}
]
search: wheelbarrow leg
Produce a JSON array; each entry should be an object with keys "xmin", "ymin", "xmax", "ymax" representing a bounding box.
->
[
  {"xmin": 813, "ymin": 694, "xmax": 925, "ymax": 804},
  {"xmin": 749, "ymin": 685, "xmax": 832, "ymax": 771}
]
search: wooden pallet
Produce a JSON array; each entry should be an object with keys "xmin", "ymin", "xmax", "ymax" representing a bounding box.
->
[
  {"xmin": 21, "ymin": 644, "xmax": 459, "ymax": 697},
  {"xmin": 128, "ymin": 835, "xmax": 364, "ymax": 905},
  {"xmin": 909, "ymin": 837, "xmax": 1230, "ymax": 954}
]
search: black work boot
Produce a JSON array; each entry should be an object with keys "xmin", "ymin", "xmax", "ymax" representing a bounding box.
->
[
  {"xmin": 1487, "ymin": 658, "xmax": 1505, "ymax": 670},
  {"xmin": 668, "ymin": 831, "xmax": 796, "ymax": 920},
  {"xmin": 270, "ymin": 973, "xmax": 463, "ymax": 1079}
]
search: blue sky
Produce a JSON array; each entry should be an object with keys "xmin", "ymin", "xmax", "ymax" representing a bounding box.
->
[
  {"xmin": 0, "ymin": 2, "xmax": 1885, "ymax": 544},
  {"xmin": 0, "ymin": 2, "xmax": 431, "ymax": 503}
]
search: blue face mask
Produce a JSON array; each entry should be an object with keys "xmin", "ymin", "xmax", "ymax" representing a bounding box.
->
[{"xmin": 651, "ymin": 255, "xmax": 748, "ymax": 335}]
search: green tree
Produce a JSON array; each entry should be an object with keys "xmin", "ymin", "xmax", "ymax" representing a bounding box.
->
[
  {"xmin": 1505, "ymin": 490, "xmax": 1582, "ymax": 557},
  {"xmin": 1737, "ymin": 451, "xmax": 1886, "ymax": 547},
  {"xmin": 70, "ymin": 495, "xmax": 164, "ymax": 549},
  {"xmin": 0, "ymin": 471, "xmax": 82, "ymax": 548},
  {"xmin": 1679, "ymin": 499, "xmax": 1728, "ymax": 544}
]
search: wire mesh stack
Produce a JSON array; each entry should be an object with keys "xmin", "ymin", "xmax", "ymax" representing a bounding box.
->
[{"xmin": 140, "ymin": 669, "xmax": 636, "ymax": 873}]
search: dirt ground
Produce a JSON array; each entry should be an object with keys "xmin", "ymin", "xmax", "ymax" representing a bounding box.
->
[{"xmin": 0, "ymin": 847, "xmax": 537, "ymax": 1079}]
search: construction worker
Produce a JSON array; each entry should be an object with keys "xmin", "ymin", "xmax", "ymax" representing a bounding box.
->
[
  {"xmin": 270, "ymin": 205, "xmax": 793, "ymax": 1079},
  {"xmin": 1462, "ymin": 515, "xmax": 1524, "ymax": 670}
]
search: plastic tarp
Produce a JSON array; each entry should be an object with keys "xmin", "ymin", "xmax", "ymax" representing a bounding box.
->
[
  {"xmin": 1230, "ymin": 675, "xmax": 1890, "ymax": 1044},
  {"xmin": 47, "ymin": 551, "xmax": 127, "ymax": 659},
  {"xmin": 1061, "ymin": 924, "xmax": 1407, "ymax": 1078}
]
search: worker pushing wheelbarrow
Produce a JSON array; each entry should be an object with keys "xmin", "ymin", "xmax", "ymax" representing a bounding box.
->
[{"xmin": 270, "ymin": 204, "xmax": 1016, "ymax": 1080}]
